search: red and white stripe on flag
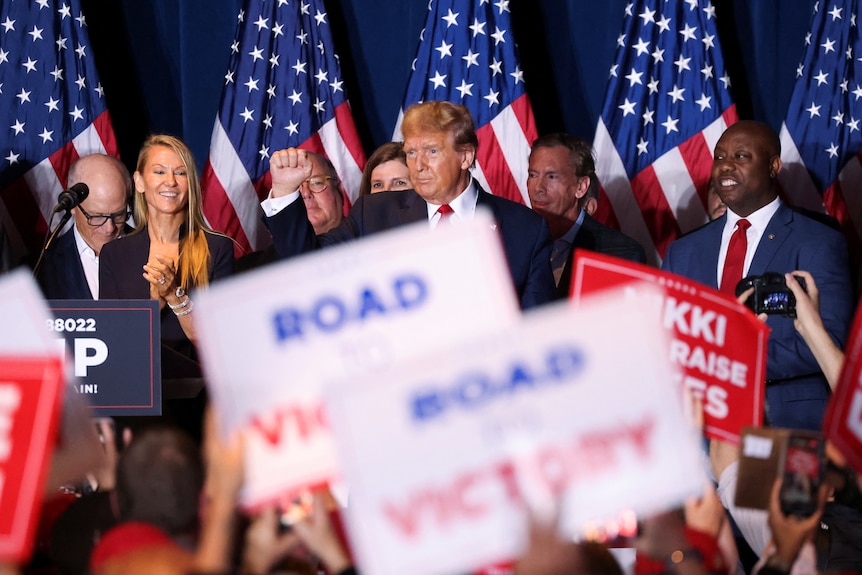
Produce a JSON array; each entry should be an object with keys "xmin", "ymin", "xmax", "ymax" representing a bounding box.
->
[
  {"xmin": 1, "ymin": 115, "xmax": 118, "ymax": 264},
  {"xmin": 591, "ymin": 0, "xmax": 738, "ymax": 266},
  {"xmin": 777, "ymin": 0, "xmax": 862, "ymax": 261},
  {"xmin": 202, "ymin": 104, "xmax": 364, "ymax": 257},
  {"xmin": 594, "ymin": 107, "xmax": 738, "ymax": 264},
  {"xmin": 0, "ymin": 0, "xmax": 120, "ymax": 264},
  {"xmin": 394, "ymin": 0, "xmax": 538, "ymax": 207},
  {"xmin": 200, "ymin": 0, "xmax": 366, "ymax": 258},
  {"xmin": 472, "ymin": 94, "xmax": 538, "ymax": 206}
]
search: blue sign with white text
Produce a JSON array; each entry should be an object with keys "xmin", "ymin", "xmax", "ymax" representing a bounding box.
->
[{"xmin": 49, "ymin": 300, "xmax": 161, "ymax": 416}]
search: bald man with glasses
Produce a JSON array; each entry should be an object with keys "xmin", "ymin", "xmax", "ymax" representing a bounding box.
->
[{"xmin": 36, "ymin": 154, "xmax": 133, "ymax": 299}]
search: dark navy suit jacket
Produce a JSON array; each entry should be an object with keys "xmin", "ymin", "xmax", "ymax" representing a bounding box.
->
[
  {"xmin": 36, "ymin": 227, "xmax": 93, "ymax": 299},
  {"xmin": 556, "ymin": 213, "xmax": 649, "ymax": 300},
  {"xmin": 35, "ymin": 224, "xmax": 138, "ymax": 300},
  {"xmin": 265, "ymin": 184, "xmax": 555, "ymax": 309},
  {"xmin": 662, "ymin": 202, "xmax": 855, "ymax": 430},
  {"xmin": 99, "ymin": 228, "xmax": 234, "ymax": 349}
]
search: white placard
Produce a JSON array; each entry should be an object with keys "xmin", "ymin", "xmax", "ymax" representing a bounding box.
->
[
  {"xmin": 195, "ymin": 210, "xmax": 520, "ymax": 506},
  {"xmin": 0, "ymin": 269, "xmax": 58, "ymax": 354},
  {"xmin": 324, "ymin": 287, "xmax": 705, "ymax": 575}
]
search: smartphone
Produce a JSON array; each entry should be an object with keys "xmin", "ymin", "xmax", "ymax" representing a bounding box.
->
[{"xmin": 778, "ymin": 434, "xmax": 824, "ymax": 517}]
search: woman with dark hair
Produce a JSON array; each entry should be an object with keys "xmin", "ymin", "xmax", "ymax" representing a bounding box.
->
[{"xmin": 358, "ymin": 141, "xmax": 411, "ymax": 196}]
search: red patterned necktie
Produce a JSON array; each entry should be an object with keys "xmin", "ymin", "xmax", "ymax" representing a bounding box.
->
[
  {"xmin": 436, "ymin": 204, "xmax": 454, "ymax": 227},
  {"xmin": 720, "ymin": 218, "xmax": 751, "ymax": 295}
]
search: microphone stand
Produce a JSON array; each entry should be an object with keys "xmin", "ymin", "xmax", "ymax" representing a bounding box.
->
[{"xmin": 32, "ymin": 208, "xmax": 72, "ymax": 277}]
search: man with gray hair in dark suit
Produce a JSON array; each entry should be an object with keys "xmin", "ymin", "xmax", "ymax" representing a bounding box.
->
[{"xmin": 527, "ymin": 133, "xmax": 648, "ymax": 300}]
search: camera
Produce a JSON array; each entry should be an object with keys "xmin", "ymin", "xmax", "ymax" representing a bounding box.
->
[{"xmin": 735, "ymin": 272, "xmax": 805, "ymax": 318}]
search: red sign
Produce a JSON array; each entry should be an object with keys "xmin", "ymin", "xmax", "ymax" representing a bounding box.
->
[
  {"xmin": 823, "ymin": 306, "xmax": 862, "ymax": 474},
  {"xmin": 570, "ymin": 250, "xmax": 769, "ymax": 444},
  {"xmin": 0, "ymin": 356, "xmax": 65, "ymax": 562}
]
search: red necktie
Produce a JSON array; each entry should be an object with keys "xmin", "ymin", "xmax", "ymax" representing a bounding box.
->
[
  {"xmin": 436, "ymin": 204, "xmax": 454, "ymax": 227},
  {"xmin": 720, "ymin": 218, "xmax": 751, "ymax": 295}
]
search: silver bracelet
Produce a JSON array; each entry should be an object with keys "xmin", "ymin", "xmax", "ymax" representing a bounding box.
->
[
  {"xmin": 173, "ymin": 299, "xmax": 194, "ymax": 316},
  {"xmin": 168, "ymin": 296, "xmax": 190, "ymax": 310}
]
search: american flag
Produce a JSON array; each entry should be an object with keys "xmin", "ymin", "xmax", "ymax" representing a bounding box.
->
[
  {"xmin": 0, "ymin": 0, "xmax": 118, "ymax": 264},
  {"xmin": 593, "ymin": 0, "xmax": 737, "ymax": 265},
  {"xmin": 202, "ymin": 0, "xmax": 366, "ymax": 257},
  {"xmin": 393, "ymin": 0, "xmax": 538, "ymax": 205},
  {"xmin": 779, "ymin": 0, "xmax": 862, "ymax": 256}
]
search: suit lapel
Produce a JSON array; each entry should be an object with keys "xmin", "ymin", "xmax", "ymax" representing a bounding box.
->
[
  {"xmin": 572, "ymin": 214, "xmax": 598, "ymax": 250},
  {"xmin": 475, "ymin": 183, "xmax": 502, "ymax": 230},
  {"xmin": 399, "ymin": 190, "xmax": 429, "ymax": 226},
  {"xmin": 60, "ymin": 230, "xmax": 93, "ymax": 299},
  {"xmin": 749, "ymin": 203, "xmax": 792, "ymax": 275},
  {"xmin": 688, "ymin": 218, "xmax": 724, "ymax": 288},
  {"xmin": 126, "ymin": 229, "xmax": 154, "ymax": 300}
]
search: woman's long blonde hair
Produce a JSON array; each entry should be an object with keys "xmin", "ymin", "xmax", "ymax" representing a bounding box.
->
[{"xmin": 132, "ymin": 134, "xmax": 218, "ymax": 290}]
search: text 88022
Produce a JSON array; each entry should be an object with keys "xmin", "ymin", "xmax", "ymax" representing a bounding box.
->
[{"xmin": 46, "ymin": 318, "xmax": 96, "ymax": 332}]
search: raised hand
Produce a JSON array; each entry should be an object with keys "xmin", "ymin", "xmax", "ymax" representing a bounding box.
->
[{"xmin": 270, "ymin": 148, "xmax": 314, "ymax": 198}]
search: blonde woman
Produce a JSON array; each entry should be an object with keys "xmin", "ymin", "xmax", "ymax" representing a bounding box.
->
[{"xmin": 100, "ymin": 134, "xmax": 234, "ymax": 356}]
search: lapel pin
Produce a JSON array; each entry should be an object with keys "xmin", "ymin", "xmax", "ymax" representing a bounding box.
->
[{"xmin": 768, "ymin": 234, "xmax": 775, "ymax": 239}]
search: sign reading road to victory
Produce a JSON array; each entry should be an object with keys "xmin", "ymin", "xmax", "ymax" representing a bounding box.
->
[
  {"xmin": 323, "ymin": 288, "xmax": 704, "ymax": 575},
  {"xmin": 570, "ymin": 251, "xmax": 769, "ymax": 444},
  {"xmin": 824, "ymin": 305, "xmax": 862, "ymax": 474},
  {"xmin": 48, "ymin": 300, "xmax": 161, "ymax": 416},
  {"xmin": 195, "ymin": 211, "xmax": 521, "ymax": 507}
]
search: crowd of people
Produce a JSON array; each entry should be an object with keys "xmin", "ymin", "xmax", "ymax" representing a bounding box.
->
[{"xmin": 5, "ymin": 99, "xmax": 862, "ymax": 574}]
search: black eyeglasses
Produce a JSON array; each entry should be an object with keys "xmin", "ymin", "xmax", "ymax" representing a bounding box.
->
[{"xmin": 78, "ymin": 205, "xmax": 131, "ymax": 227}]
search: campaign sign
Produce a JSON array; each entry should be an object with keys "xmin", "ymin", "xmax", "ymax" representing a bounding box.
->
[
  {"xmin": 48, "ymin": 300, "xmax": 161, "ymax": 416},
  {"xmin": 325, "ymin": 286, "xmax": 705, "ymax": 575},
  {"xmin": 195, "ymin": 210, "xmax": 520, "ymax": 508},
  {"xmin": 0, "ymin": 356, "xmax": 65, "ymax": 562},
  {"xmin": 823, "ymin": 305, "xmax": 862, "ymax": 474},
  {"xmin": 323, "ymin": 289, "xmax": 704, "ymax": 575},
  {"xmin": 570, "ymin": 250, "xmax": 768, "ymax": 444}
]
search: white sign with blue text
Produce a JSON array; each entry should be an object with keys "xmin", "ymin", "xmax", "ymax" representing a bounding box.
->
[
  {"xmin": 324, "ymin": 287, "xmax": 705, "ymax": 575},
  {"xmin": 195, "ymin": 209, "xmax": 520, "ymax": 507}
]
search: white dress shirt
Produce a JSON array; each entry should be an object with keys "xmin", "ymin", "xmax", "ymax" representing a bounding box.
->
[
  {"xmin": 73, "ymin": 225, "xmax": 99, "ymax": 299},
  {"xmin": 716, "ymin": 196, "xmax": 781, "ymax": 288},
  {"xmin": 426, "ymin": 181, "xmax": 479, "ymax": 228},
  {"xmin": 261, "ymin": 181, "xmax": 481, "ymax": 228}
]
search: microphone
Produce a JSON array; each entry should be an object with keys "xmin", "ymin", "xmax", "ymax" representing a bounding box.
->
[
  {"xmin": 53, "ymin": 182, "xmax": 89, "ymax": 213},
  {"xmin": 33, "ymin": 183, "xmax": 91, "ymax": 276}
]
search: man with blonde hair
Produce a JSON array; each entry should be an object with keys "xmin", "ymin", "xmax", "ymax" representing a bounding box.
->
[{"xmin": 262, "ymin": 101, "xmax": 554, "ymax": 309}]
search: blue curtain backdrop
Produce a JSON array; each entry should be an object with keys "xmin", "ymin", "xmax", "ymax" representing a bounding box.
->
[{"xmin": 81, "ymin": 0, "xmax": 812, "ymax": 176}]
